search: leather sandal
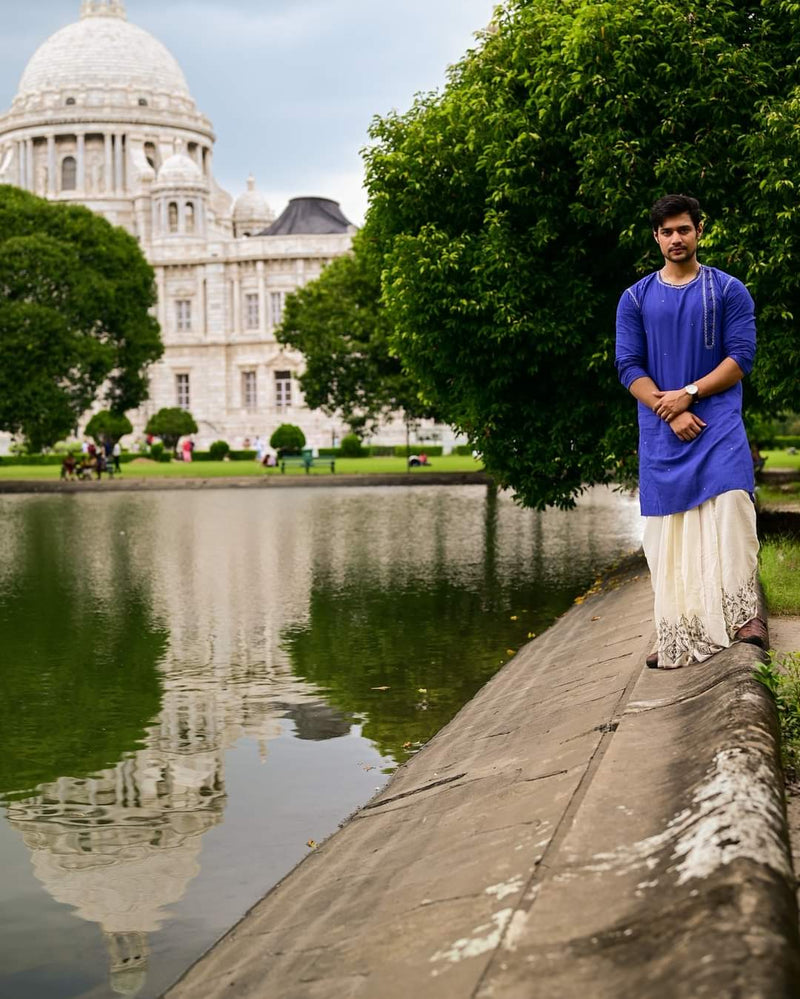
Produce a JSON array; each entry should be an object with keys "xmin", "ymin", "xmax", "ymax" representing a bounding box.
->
[
  {"xmin": 646, "ymin": 651, "xmax": 659, "ymax": 669},
  {"xmin": 734, "ymin": 617, "xmax": 768, "ymax": 648}
]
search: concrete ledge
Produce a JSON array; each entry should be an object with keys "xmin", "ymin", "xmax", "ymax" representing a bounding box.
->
[
  {"xmin": 164, "ymin": 568, "xmax": 799, "ymax": 999},
  {"xmin": 0, "ymin": 471, "xmax": 491, "ymax": 495}
]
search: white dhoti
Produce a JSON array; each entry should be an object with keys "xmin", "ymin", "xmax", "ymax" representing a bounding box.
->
[{"xmin": 642, "ymin": 489, "xmax": 759, "ymax": 669}]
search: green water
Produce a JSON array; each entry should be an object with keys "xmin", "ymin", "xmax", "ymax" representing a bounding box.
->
[{"xmin": 0, "ymin": 484, "xmax": 642, "ymax": 998}]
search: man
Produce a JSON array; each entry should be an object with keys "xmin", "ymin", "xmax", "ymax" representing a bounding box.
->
[{"xmin": 615, "ymin": 193, "xmax": 765, "ymax": 669}]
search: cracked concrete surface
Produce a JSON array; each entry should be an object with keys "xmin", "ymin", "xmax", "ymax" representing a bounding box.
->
[{"xmin": 164, "ymin": 564, "xmax": 800, "ymax": 999}]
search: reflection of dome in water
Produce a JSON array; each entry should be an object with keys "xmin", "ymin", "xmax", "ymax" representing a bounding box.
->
[{"xmin": 106, "ymin": 931, "xmax": 148, "ymax": 997}]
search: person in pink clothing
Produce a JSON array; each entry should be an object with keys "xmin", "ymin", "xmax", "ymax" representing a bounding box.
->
[{"xmin": 182, "ymin": 438, "xmax": 193, "ymax": 462}]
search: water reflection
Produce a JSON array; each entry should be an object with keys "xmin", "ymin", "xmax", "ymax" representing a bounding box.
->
[{"xmin": 0, "ymin": 485, "xmax": 642, "ymax": 999}]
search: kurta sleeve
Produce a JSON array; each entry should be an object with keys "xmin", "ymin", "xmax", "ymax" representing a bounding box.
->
[
  {"xmin": 721, "ymin": 278, "xmax": 756, "ymax": 375},
  {"xmin": 615, "ymin": 288, "xmax": 649, "ymax": 389}
]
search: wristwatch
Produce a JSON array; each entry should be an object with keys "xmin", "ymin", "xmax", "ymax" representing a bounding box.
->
[{"xmin": 684, "ymin": 383, "xmax": 699, "ymax": 402}]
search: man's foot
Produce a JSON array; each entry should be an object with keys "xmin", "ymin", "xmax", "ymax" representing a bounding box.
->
[
  {"xmin": 646, "ymin": 651, "xmax": 659, "ymax": 669},
  {"xmin": 735, "ymin": 617, "xmax": 768, "ymax": 648}
]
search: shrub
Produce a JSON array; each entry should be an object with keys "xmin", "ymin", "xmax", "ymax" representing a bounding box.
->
[
  {"xmin": 84, "ymin": 410, "xmax": 133, "ymax": 446},
  {"xmin": 149, "ymin": 442, "xmax": 165, "ymax": 461},
  {"xmin": 774, "ymin": 436, "xmax": 800, "ymax": 450},
  {"xmin": 145, "ymin": 408, "xmax": 198, "ymax": 453},
  {"xmin": 270, "ymin": 424, "xmax": 306, "ymax": 454},
  {"xmin": 452, "ymin": 445, "xmax": 476, "ymax": 456},
  {"xmin": 393, "ymin": 445, "xmax": 444, "ymax": 458},
  {"xmin": 340, "ymin": 434, "xmax": 365, "ymax": 458},
  {"xmin": 368, "ymin": 445, "xmax": 395, "ymax": 457},
  {"xmin": 209, "ymin": 440, "xmax": 230, "ymax": 461}
]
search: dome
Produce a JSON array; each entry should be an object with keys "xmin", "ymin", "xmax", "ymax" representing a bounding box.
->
[
  {"xmin": 13, "ymin": 2, "xmax": 193, "ymax": 112},
  {"xmin": 233, "ymin": 175, "xmax": 272, "ymax": 222},
  {"xmin": 261, "ymin": 197, "xmax": 355, "ymax": 236},
  {"xmin": 155, "ymin": 152, "xmax": 204, "ymax": 188}
]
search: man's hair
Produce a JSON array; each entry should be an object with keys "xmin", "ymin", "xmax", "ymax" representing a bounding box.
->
[{"xmin": 649, "ymin": 194, "xmax": 702, "ymax": 231}]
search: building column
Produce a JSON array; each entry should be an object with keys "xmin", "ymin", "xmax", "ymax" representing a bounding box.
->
[
  {"xmin": 26, "ymin": 139, "xmax": 35, "ymax": 190},
  {"xmin": 232, "ymin": 265, "xmax": 241, "ymax": 336},
  {"xmin": 114, "ymin": 133, "xmax": 124, "ymax": 192},
  {"xmin": 178, "ymin": 199, "xmax": 186, "ymax": 234},
  {"xmin": 196, "ymin": 265, "xmax": 205, "ymax": 337},
  {"xmin": 104, "ymin": 133, "xmax": 113, "ymax": 194},
  {"xmin": 76, "ymin": 133, "xmax": 85, "ymax": 192},
  {"xmin": 17, "ymin": 141, "xmax": 25, "ymax": 189},
  {"xmin": 47, "ymin": 134, "xmax": 56, "ymax": 195},
  {"xmin": 257, "ymin": 260, "xmax": 266, "ymax": 336},
  {"xmin": 156, "ymin": 267, "xmax": 167, "ymax": 335}
]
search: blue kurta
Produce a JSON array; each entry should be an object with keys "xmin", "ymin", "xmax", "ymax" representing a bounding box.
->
[{"xmin": 615, "ymin": 266, "xmax": 756, "ymax": 516}]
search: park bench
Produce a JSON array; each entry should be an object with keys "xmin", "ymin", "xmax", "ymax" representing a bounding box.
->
[{"xmin": 279, "ymin": 453, "xmax": 335, "ymax": 475}]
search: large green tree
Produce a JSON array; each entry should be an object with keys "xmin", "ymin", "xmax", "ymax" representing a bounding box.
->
[
  {"xmin": 0, "ymin": 186, "xmax": 162, "ymax": 451},
  {"xmin": 363, "ymin": 0, "xmax": 800, "ymax": 508},
  {"xmin": 277, "ymin": 232, "xmax": 438, "ymax": 436}
]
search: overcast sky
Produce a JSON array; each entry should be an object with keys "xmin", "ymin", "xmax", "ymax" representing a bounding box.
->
[{"xmin": 0, "ymin": 0, "xmax": 497, "ymax": 223}]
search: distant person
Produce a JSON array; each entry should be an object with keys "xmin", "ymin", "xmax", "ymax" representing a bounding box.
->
[
  {"xmin": 616, "ymin": 193, "xmax": 764, "ymax": 670},
  {"xmin": 182, "ymin": 439, "xmax": 193, "ymax": 462},
  {"xmin": 112, "ymin": 441, "xmax": 122, "ymax": 474},
  {"xmin": 60, "ymin": 453, "xmax": 76, "ymax": 480},
  {"xmin": 95, "ymin": 451, "xmax": 107, "ymax": 479}
]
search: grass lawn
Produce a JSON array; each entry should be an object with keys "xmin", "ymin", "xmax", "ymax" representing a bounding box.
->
[
  {"xmin": 0, "ymin": 454, "xmax": 485, "ymax": 480},
  {"xmin": 763, "ymin": 449, "xmax": 800, "ymax": 469},
  {"xmin": 758, "ymin": 482, "xmax": 800, "ymax": 506},
  {"xmin": 759, "ymin": 537, "xmax": 800, "ymax": 615}
]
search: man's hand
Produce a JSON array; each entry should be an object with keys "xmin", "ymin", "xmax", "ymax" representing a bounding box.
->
[
  {"xmin": 668, "ymin": 411, "xmax": 707, "ymax": 441},
  {"xmin": 653, "ymin": 389, "xmax": 691, "ymax": 421}
]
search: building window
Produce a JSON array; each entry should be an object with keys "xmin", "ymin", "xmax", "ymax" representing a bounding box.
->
[
  {"xmin": 270, "ymin": 291, "xmax": 285, "ymax": 328},
  {"xmin": 61, "ymin": 156, "xmax": 77, "ymax": 191},
  {"xmin": 175, "ymin": 373, "xmax": 190, "ymax": 409},
  {"xmin": 168, "ymin": 201, "xmax": 179, "ymax": 233},
  {"xmin": 245, "ymin": 293, "xmax": 259, "ymax": 330},
  {"xmin": 275, "ymin": 370, "xmax": 292, "ymax": 409},
  {"xmin": 242, "ymin": 370, "xmax": 257, "ymax": 410},
  {"xmin": 175, "ymin": 299, "xmax": 191, "ymax": 332},
  {"xmin": 138, "ymin": 97, "xmax": 148, "ymax": 106},
  {"xmin": 185, "ymin": 202, "xmax": 195, "ymax": 234},
  {"xmin": 65, "ymin": 97, "xmax": 76, "ymax": 106}
]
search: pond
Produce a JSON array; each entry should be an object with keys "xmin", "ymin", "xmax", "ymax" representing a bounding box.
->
[{"xmin": 0, "ymin": 484, "xmax": 643, "ymax": 999}]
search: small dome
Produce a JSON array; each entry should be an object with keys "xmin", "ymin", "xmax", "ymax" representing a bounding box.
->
[
  {"xmin": 261, "ymin": 197, "xmax": 354, "ymax": 236},
  {"xmin": 233, "ymin": 175, "xmax": 272, "ymax": 222},
  {"xmin": 155, "ymin": 153, "xmax": 205, "ymax": 189}
]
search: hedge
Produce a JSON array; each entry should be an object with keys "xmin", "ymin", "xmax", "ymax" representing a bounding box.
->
[
  {"xmin": 393, "ymin": 445, "xmax": 444, "ymax": 457},
  {"xmin": 0, "ymin": 453, "xmax": 140, "ymax": 466},
  {"xmin": 773, "ymin": 436, "xmax": 800, "ymax": 450}
]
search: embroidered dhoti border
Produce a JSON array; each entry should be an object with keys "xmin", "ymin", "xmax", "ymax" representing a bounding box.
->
[{"xmin": 642, "ymin": 489, "xmax": 759, "ymax": 669}]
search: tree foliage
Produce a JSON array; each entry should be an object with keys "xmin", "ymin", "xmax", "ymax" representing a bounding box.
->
[
  {"xmin": 0, "ymin": 186, "xmax": 162, "ymax": 451},
  {"xmin": 270, "ymin": 423, "xmax": 306, "ymax": 453},
  {"xmin": 277, "ymin": 232, "xmax": 438, "ymax": 436},
  {"xmin": 363, "ymin": 0, "xmax": 800, "ymax": 508},
  {"xmin": 145, "ymin": 407, "xmax": 197, "ymax": 453},
  {"xmin": 84, "ymin": 409, "xmax": 133, "ymax": 446}
]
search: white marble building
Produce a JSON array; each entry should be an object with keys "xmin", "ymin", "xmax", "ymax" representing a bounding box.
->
[{"xmin": 0, "ymin": 0, "xmax": 442, "ymax": 449}]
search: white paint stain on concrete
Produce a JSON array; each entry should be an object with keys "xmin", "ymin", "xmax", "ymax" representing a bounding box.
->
[
  {"xmin": 485, "ymin": 876, "xmax": 524, "ymax": 901},
  {"xmin": 577, "ymin": 747, "xmax": 790, "ymax": 884},
  {"xmin": 430, "ymin": 908, "xmax": 513, "ymax": 970}
]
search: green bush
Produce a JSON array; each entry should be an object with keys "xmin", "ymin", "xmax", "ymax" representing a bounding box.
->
[
  {"xmin": 270, "ymin": 424, "xmax": 306, "ymax": 454},
  {"xmin": 229, "ymin": 450, "xmax": 256, "ymax": 461},
  {"xmin": 340, "ymin": 434, "xmax": 365, "ymax": 458},
  {"xmin": 393, "ymin": 445, "xmax": 444, "ymax": 458},
  {"xmin": 368, "ymin": 445, "xmax": 395, "ymax": 456},
  {"xmin": 774, "ymin": 436, "xmax": 800, "ymax": 450},
  {"xmin": 209, "ymin": 440, "xmax": 230, "ymax": 461},
  {"xmin": 149, "ymin": 442, "xmax": 165, "ymax": 461},
  {"xmin": 451, "ymin": 445, "xmax": 475, "ymax": 456}
]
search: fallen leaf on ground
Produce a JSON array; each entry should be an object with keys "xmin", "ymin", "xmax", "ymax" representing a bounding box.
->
[
  {"xmin": 306, "ymin": 840, "xmax": 317, "ymax": 849},
  {"xmin": 591, "ymin": 616, "xmax": 601, "ymax": 621},
  {"xmin": 510, "ymin": 615, "xmax": 518, "ymax": 621},
  {"xmin": 371, "ymin": 686, "xmax": 390, "ymax": 690}
]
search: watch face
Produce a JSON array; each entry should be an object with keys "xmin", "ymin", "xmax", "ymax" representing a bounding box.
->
[{"xmin": 686, "ymin": 384, "xmax": 698, "ymax": 396}]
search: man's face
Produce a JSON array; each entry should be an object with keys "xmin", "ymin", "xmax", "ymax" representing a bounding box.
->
[{"xmin": 653, "ymin": 212, "xmax": 702, "ymax": 263}]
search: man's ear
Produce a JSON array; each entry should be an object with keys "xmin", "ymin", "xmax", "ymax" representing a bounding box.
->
[
  {"xmin": 697, "ymin": 222, "xmax": 704, "ymax": 237},
  {"xmin": 653, "ymin": 229, "xmax": 659, "ymax": 242}
]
